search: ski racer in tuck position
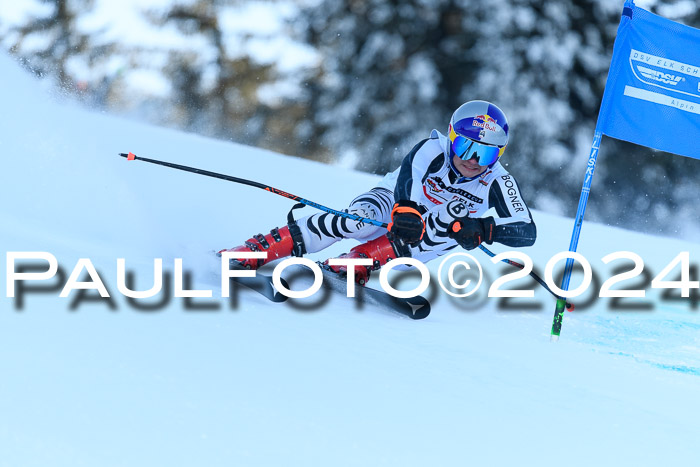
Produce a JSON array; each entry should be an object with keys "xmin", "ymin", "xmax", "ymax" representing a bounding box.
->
[{"xmin": 220, "ymin": 100, "xmax": 537, "ymax": 284}]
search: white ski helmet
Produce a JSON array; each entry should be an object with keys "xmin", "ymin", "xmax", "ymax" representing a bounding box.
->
[{"xmin": 446, "ymin": 100, "xmax": 509, "ymax": 174}]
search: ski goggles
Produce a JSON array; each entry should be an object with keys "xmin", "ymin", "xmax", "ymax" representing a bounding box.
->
[{"xmin": 448, "ymin": 126, "xmax": 505, "ymax": 167}]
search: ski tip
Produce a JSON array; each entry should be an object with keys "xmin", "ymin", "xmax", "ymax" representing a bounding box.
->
[
  {"xmin": 271, "ymin": 277, "xmax": 290, "ymax": 303},
  {"xmin": 405, "ymin": 298, "xmax": 430, "ymax": 320}
]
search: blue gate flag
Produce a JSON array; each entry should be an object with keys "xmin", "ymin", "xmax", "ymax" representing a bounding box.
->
[
  {"xmin": 598, "ymin": 1, "xmax": 700, "ymax": 160},
  {"xmin": 551, "ymin": 1, "xmax": 700, "ymax": 339}
]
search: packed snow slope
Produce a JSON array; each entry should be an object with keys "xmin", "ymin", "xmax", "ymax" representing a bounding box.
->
[{"xmin": 2, "ymin": 54, "xmax": 699, "ymax": 467}]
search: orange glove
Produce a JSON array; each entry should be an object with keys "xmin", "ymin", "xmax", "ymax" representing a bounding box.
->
[{"xmin": 388, "ymin": 200, "xmax": 425, "ymax": 245}]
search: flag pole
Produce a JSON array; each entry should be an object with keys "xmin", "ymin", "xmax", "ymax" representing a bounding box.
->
[
  {"xmin": 549, "ymin": 0, "xmax": 635, "ymax": 340},
  {"xmin": 550, "ymin": 130, "xmax": 603, "ymax": 341}
]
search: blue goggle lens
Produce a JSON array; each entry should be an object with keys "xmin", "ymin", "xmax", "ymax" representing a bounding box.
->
[{"xmin": 450, "ymin": 136, "xmax": 501, "ymax": 167}]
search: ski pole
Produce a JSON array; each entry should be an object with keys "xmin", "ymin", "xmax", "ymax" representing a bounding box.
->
[
  {"xmin": 119, "ymin": 152, "xmax": 386, "ymax": 227},
  {"xmin": 120, "ymin": 152, "xmax": 572, "ymax": 308},
  {"xmin": 477, "ymin": 245, "xmax": 575, "ymax": 310}
]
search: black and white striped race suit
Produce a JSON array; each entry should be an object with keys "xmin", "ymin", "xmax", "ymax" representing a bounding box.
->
[{"xmin": 296, "ymin": 129, "xmax": 536, "ymax": 263}]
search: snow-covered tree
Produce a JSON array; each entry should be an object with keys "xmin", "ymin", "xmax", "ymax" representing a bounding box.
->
[
  {"xmin": 7, "ymin": 0, "xmax": 95, "ymax": 93},
  {"xmin": 153, "ymin": 0, "xmax": 321, "ymax": 159}
]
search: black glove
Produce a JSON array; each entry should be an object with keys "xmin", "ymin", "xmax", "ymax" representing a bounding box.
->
[
  {"xmin": 388, "ymin": 200, "xmax": 425, "ymax": 246},
  {"xmin": 448, "ymin": 216, "xmax": 496, "ymax": 250}
]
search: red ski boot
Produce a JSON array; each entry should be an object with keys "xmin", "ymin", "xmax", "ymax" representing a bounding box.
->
[
  {"xmin": 323, "ymin": 235, "xmax": 400, "ymax": 285},
  {"xmin": 218, "ymin": 225, "xmax": 305, "ymax": 269}
]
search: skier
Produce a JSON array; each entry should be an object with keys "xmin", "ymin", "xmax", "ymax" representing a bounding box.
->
[{"xmin": 220, "ymin": 100, "xmax": 536, "ymax": 284}]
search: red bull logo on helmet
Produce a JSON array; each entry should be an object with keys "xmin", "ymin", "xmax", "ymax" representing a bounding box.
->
[{"xmin": 472, "ymin": 114, "xmax": 498, "ymax": 133}]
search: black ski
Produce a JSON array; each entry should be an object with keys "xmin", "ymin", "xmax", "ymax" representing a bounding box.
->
[
  {"xmin": 215, "ymin": 253, "xmax": 430, "ymax": 318},
  {"xmin": 316, "ymin": 266, "xmax": 430, "ymax": 320}
]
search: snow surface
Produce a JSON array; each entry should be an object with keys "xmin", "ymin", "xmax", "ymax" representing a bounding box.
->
[{"xmin": 2, "ymin": 52, "xmax": 700, "ymax": 466}]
